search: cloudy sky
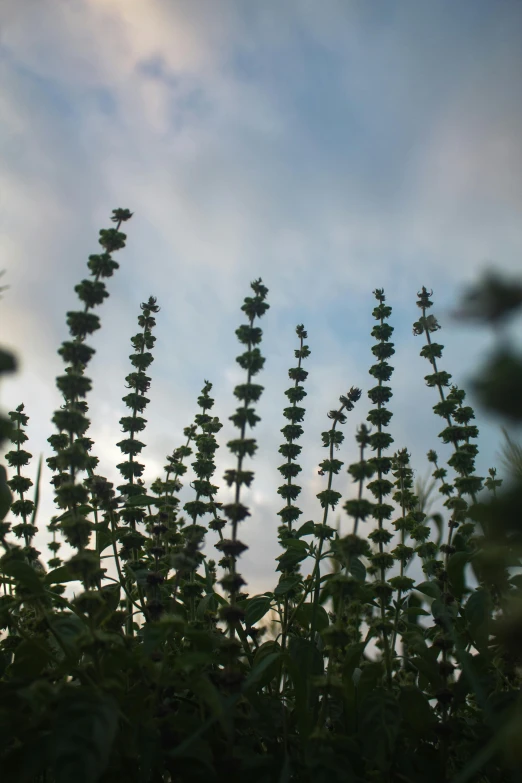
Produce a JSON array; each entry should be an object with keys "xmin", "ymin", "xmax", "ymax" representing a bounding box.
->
[{"xmin": 2, "ymin": 0, "xmax": 522, "ymax": 595}]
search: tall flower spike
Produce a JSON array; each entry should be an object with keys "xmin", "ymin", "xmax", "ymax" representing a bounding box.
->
[
  {"xmin": 405, "ymin": 455, "xmax": 439, "ymax": 578},
  {"xmin": 114, "ymin": 295, "xmax": 159, "ymax": 634},
  {"xmin": 366, "ymin": 288, "xmax": 395, "ymax": 687},
  {"xmin": 219, "ymin": 278, "xmax": 269, "ymax": 657},
  {"xmin": 344, "ymin": 422, "xmax": 376, "ymax": 536},
  {"xmin": 310, "ymin": 387, "xmax": 362, "ymax": 642},
  {"xmin": 5, "ymin": 405, "xmax": 40, "ymax": 563},
  {"xmin": 47, "ymin": 210, "xmax": 131, "ymax": 589},
  {"xmin": 182, "ymin": 382, "xmax": 223, "ymax": 618},
  {"xmin": 414, "ymin": 288, "xmax": 483, "ymax": 562},
  {"xmin": 161, "ymin": 429, "xmax": 196, "ymax": 548},
  {"xmin": 388, "ymin": 448, "xmax": 419, "ymax": 653},
  {"xmin": 143, "ymin": 429, "xmax": 197, "ymax": 620},
  {"xmin": 415, "ymin": 287, "xmax": 487, "ymax": 724},
  {"xmin": 275, "ymin": 326, "xmax": 310, "ymax": 664},
  {"xmin": 116, "ymin": 296, "xmax": 160, "ymax": 514},
  {"xmin": 153, "ymin": 430, "xmax": 197, "ymax": 574},
  {"xmin": 277, "ymin": 325, "xmax": 310, "ymax": 532}
]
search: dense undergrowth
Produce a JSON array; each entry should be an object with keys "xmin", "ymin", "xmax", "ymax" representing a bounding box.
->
[{"xmin": 1, "ymin": 210, "xmax": 522, "ymax": 783}]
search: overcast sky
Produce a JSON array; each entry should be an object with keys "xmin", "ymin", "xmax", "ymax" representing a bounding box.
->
[{"xmin": 2, "ymin": 0, "xmax": 522, "ymax": 595}]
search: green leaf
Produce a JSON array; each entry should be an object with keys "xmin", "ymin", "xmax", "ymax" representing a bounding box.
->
[
  {"xmin": 415, "ymin": 581, "xmax": 441, "ymax": 600},
  {"xmin": 342, "ymin": 641, "xmax": 368, "ymax": 730},
  {"xmin": 294, "ymin": 602, "xmax": 329, "ymax": 632},
  {"xmin": 192, "ymin": 676, "xmax": 232, "ymax": 738},
  {"xmin": 244, "ymin": 649, "xmax": 282, "ymax": 692},
  {"xmin": 96, "ymin": 524, "xmax": 115, "ymax": 555},
  {"xmin": 278, "ymin": 754, "xmax": 291, "ymax": 783},
  {"xmin": 0, "ymin": 465, "xmax": 13, "ymax": 520},
  {"xmin": 203, "ymin": 560, "xmax": 215, "ymax": 592},
  {"xmin": 349, "ymin": 556, "xmax": 367, "ymax": 582},
  {"xmin": 296, "ymin": 520, "xmax": 315, "ymax": 538},
  {"xmin": 465, "ymin": 589, "xmax": 493, "ymax": 650},
  {"xmin": 49, "ymin": 613, "xmax": 87, "ymax": 655},
  {"xmin": 356, "ymin": 661, "xmax": 384, "ymax": 703},
  {"xmin": 45, "ymin": 566, "xmax": 76, "ymax": 585},
  {"xmin": 196, "ymin": 591, "xmax": 220, "ymax": 619},
  {"xmin": 124, "ymin": 494, "xmax": 159, "ymax": 506},
  {"xmin": 342, "ymin": 642, "xmax": 367, "ymax": 682},
  {"xmin": 285, "ymin": 636, "xmax": 323, "ymax": 739},
  {"xmin": 274, "ymin": 577, "xmax": 301, "ymax": 597},
  {"xmin": 245, "ymin": 594, "xmax": 272, "ymax": 626},
  {"xmin": 287, "ymin": 634, "xmax": 325, "ymax": 733},
  {"xmin": 405, "ymin": 607, "xmax": 430, "ymax": 617},
  {"xmin": 12, "ymin": 638, "xmax": 52, "ymax": 678},
  {"xmin": 359, "ymin": 687, "xmax": 401, "ymax": 772},
  {"xmin": 431, "ymin": 512, "xmax": 444, "ymax": 547},
  {"xmin": 1, "ymin": 559, "xmax": 45, "ymax": 595},
  {"xmin": 167, "ymin": 738, "xmax": 215, "ymax": 776},
  {"xmin": 288, "ymin": 636, "xmax": 323, "ymax": 679},
  {"xmin": 411, "ymin": 651, "xmax": 444, "ymax": 689},
  {"xmin": 431, "ymin": 598, "xmax": 458, "ymax": 624},
  {"xmin": 140, "ymin": 615, "xmax": 185, "ymax": 656},
  {"xmin": 100, "ymin": 583, "xmax": 121, "ymax": 613},
  {"xmin": 276, "ymin": 547, "xmax": 308, "ymax": 571},
  {"xmin": 452, "ymin": 650, "xmax": 491, "ymax": 709},
  {"xmin": 399, "ymin": 685, "xmax": 436, "ymax": 737},
  {"xmin": 51, "ymin": 689, "xmax": 119, "ymax": 783},
  {"xmin": 280, "ymin": 538, "xmax": 308, "ymax": 552},
  {"xmin": 447, "ymin": 551, "xmax": 470, "ymax": 599},
  {"xmin": 30, "ymin": 453, "xmax": 43, "ymax": 529}
]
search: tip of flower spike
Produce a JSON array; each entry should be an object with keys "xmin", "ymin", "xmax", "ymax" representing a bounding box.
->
[
  {"xmin": 250, "ymin": 278, "xmax": 268, "ymax": 298},
  {"xmin": 111, "ymin": 208, "xmax": 133, "ymax": 222},
  {"xmin": 141, "ymin": 296, "xmax": 160, "ymax": 313}
]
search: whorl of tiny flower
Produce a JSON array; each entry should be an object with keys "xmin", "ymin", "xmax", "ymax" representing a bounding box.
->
[
  {"xmin": 47, "ymin": 209, "xmax": 131, "ymax": 560},
  {"xmin": 484, "ymin": 466, "xmax": 503, "ymax": 498},
  {"xmin": 5, "ymin": 405, "xmax": 38, "ymax": 553},
  {"xmin": 222, "ymin": 279, "xmax": 269, "ymax": 640},
  {"xmin": 115, "ymin": 295, "xmax": 160, "ymax": 531},
  {"xmin": 344, "ymin": 423, "xmax": 376, "ymax": 535}
]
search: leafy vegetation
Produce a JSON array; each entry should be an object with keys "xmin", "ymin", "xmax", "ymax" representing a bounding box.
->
[{"xmin": 1, "ymin": 211, "xmax": 521, "ymax": 782}]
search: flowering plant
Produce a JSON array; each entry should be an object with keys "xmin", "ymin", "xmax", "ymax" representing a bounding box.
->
[{"xmin": 1, "ymin": 211, "xmax": 521, "ymax": 783}]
